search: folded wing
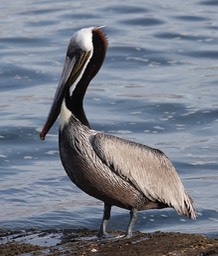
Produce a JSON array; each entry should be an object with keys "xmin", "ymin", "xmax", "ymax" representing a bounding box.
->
[{"xmin": 92, "ymin": 133, "xmax": 196, "ymax": 219}]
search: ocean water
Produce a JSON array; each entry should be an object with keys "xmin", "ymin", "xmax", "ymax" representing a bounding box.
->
[{"xmin": 0, "ymin": 0, "xmax": 217, "ymax": 237}]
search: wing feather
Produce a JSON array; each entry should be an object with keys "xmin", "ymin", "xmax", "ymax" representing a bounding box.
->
[{"xmin": 91, "ymin": 133, "xmax": 196, "ymax": 218}]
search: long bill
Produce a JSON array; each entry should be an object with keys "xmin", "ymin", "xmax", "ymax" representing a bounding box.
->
[{"xmin": 40, "ymin": 49, "xmax": 91, "ymax": 140}]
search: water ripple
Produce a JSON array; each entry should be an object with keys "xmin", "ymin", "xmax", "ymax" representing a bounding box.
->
[
  {"xmin": 173, "ymin": 15, "xmax": 209, "ymax": 22},
  {"xmin": 120, "ymin": 17, "xmax": 164, "ymax": 26}
]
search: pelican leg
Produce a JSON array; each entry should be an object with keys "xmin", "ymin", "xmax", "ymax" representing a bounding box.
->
[
  {"xmin": 125, "ymin": 208, "xmax": 137, "ymax": 238},
  {"xmin": 98, "ymin": 203, "xmax": 112, "ymax": 238}
]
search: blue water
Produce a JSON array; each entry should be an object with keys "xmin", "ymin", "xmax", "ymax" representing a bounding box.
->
[{"xmin": 0, "ymin": 0, "xmax": 217, "ymax": 237}]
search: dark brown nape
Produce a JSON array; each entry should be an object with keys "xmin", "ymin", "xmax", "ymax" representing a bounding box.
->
[{"xmin": 70, "ymin": 28, "xmax": 108, "ymax": 128}]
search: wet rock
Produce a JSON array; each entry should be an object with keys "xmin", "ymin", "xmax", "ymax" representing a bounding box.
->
[{"xmin": 0, "ymin": 229, "xmax": 218, "ymax": 256}]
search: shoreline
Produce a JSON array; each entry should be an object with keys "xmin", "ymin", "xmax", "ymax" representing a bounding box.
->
[{"xmin": 1, "ymin": 228, "xmax": 218, "ymax": 256}]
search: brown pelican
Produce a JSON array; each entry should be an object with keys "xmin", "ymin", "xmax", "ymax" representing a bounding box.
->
[{"xmin": 40, "ymin": 26, "xmax": 196, "ymax": 238}]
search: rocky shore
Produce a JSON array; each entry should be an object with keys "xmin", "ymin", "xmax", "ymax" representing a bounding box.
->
[{"xmin": 1, "ymin": 228, "xmax": 218, "ymax": 256}]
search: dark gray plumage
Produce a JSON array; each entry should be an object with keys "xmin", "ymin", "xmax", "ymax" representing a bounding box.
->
[{"xmin": 40, "ymin": 26, "xmax": 196, "ymax": 238}]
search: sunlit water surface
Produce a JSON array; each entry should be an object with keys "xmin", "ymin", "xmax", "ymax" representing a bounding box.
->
[{"xmin": 0, "ymin": 0, "xmax": 218, "ymax": 237}]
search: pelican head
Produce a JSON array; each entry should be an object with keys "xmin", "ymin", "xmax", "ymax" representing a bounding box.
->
[{"xmin": 40, "ymin": 26, "xmax": 108, "ymax": 140}]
